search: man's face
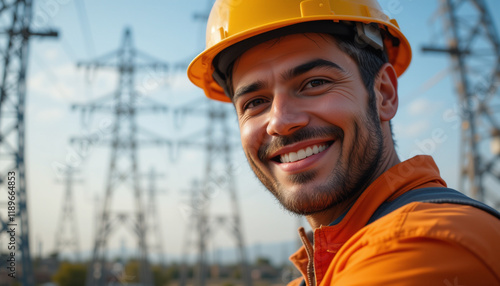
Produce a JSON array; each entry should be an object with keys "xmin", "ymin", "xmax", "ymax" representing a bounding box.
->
[{"xmin": 231, "ymin": 33, "xmax": 384, "ymax": 215}]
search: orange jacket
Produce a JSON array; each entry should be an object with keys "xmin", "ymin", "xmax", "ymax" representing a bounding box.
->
[{"xmin": 289, "ymin": 155, "xmax": 500, "ymax": 286}]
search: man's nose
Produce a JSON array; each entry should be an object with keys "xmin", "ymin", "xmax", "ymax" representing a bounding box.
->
[{"xmin": 266, "ymin": 93, "xmax": 309, "ymax": 136}]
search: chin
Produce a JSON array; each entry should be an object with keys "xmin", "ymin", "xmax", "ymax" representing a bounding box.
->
[{"xmin": 274, "ymin": 188, "xmax": 339, "ymax": 215}]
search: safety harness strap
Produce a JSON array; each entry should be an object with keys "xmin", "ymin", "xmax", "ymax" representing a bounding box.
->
[{"xmin": 367, "ymin": 187, "xmax": 500, "ymax": 224}]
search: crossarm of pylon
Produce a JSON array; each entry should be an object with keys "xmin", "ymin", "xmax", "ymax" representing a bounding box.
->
[
  {"xmin": 137, "ymin": 127, "xmax": 173, "ymax": 146},
  {"xmin": 176, "ymin": 129, "xmax": 207, "ymax": 148},
  {"xmin": 174, "ymin": 61, "xmax": 188, "ymax": 72},
  {"xmin": 135, "ymin": 96, "xmax": 169, "ymax": 112},
  {"xmin": 77, "ymin": 49, "xmax": 123, "ymax": 69},
  {"xmin": 0, "ymin": 28, "xmax": 57, "ymax": 37},
  {"xmin": 70, "ymin": 134, "xmax": 110, "ymax": 147},
  {"xmin": 134, "ymin": 63, "xmax": 169, "ymax": 70},
  {"xmin": 134, "ymin": 49, "xmax": 169, "ymax": 67},
  {"xmin": 135, "ymin": 104, "xmax": 168, "ymax": 113},
  {"xmin": 72, "ymin": 91, "xmax": 116, "ymax": 105},
  {"xmin": 72, "ymin": 104, "xmax": 115, "ymax": 113},
  {"xmin": 174, "ymin": 98, "xmax": 209, "ymax": 115},
  {"xmin": 27, "ymin": 29, "xmax": 58, "ymax": 37},
  {"xmin": 173, "ymin": 100, "xmax": 209, "ymax": 128}
]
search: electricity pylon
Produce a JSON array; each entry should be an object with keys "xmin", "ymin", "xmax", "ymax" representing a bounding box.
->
[
  {"xmin": 0, "ymin": 1, "xmax": 57, "ymax": 285},
  {"xmin": 179, "ymin": 179, "xmax": 201, "ymax": 286},
  {"xmin": 423, "ymin": 0, "xmax": 500, "ymax": 208},
  {"xmin": 145, "ymin": 167, "xmax": 167, "ymax": 268},
  {"xmin": 53, "ymin": 167, "xmax": 81, "ymax": 261},
  {"xmin": 176, "ymin": 101, "xmax": 252, "ymax": 286},
  {"xmin": 176, "ymin": 1, "xmax": 250, "ymax": 285},
  {"xmin": 70, "ymin": 27, "xmax": 170, "ymax": 286}
]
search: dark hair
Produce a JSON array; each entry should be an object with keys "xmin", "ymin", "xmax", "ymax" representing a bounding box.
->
[
  {"xmin": 333, "ymin": 34, "xmax": 395, "ymax": 142},
  {"xmin": 333, "ymin": 33, "xmax": 389, "ymax": 114}
]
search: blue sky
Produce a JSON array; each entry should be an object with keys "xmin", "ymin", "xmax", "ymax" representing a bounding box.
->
[{"xmin": 18, "ymin": 0, "xmax": 500, "ymax": 264}]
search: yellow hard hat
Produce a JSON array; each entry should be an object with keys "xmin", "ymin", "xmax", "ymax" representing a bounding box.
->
[{"xmin": 187, "ymin": 0, "xmax": 412, "ymax": 102}]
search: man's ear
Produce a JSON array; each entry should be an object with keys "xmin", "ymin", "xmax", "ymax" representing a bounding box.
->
[{"xmin": 375, "ymin": 63, "xmax": 398, "ymax": 122}]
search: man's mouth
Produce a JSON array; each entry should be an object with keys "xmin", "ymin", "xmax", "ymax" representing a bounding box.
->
[{"xmin": 273, "ymin": 142, "xmax": 333, "ymax": 163}]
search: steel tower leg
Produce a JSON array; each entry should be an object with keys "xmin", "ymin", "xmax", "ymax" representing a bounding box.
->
[{"xmin": 0, "ymin": 1, "xmax": 56, "ymax": 285}]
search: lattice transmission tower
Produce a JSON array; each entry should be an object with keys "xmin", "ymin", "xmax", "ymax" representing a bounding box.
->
[
  {"xmin": 53, "ymin": 167, "xmax": 81, "ymax": 261},
  {"xmin": 176, "ymin": 100, "xmax": 252, "ymax": 286},
  {"xmin": 70, "ymin": 28, "xmax": 170, "ymax": 286},
  {"xmin": 144, "ymin": 167, "xmax": 167, "ymax": 268},
  {"xmin": 176, "ymin": 2, "xmax": 251, "ymax": 285},
  {"xmin": 423, "ymin": 0, "xmax": 500, "ymax": 208},
  {"xmin": 0, "ymin": 1, "xmax": 56, "ymax": 285}
]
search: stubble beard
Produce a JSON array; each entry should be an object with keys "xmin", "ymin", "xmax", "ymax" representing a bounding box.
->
[{"xmin": 247, "ymin": 105, "xmax": 384, "ymax": 216}]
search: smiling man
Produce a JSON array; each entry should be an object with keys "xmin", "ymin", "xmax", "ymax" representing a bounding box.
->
[{"xmin": 187, "ymin": 0, "xmax": 500, "ymax": 285}]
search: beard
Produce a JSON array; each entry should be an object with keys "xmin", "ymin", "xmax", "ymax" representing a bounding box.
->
[{"xmin": 246, "ymin": 102, "xmax": 385, "ymax": 216}]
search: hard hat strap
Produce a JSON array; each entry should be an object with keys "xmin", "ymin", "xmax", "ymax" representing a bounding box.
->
[{"xmin": 355, "ymin": 22, "xmax": 384, "ymax": 51}]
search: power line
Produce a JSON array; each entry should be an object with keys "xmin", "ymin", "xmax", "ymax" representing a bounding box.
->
[{"xmin": 75, "ymin": 0, "xmax": 96, "ymax": 57}]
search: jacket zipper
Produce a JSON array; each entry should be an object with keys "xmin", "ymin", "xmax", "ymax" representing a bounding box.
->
[{"xmin": 298, "ymin": 227, "xmax": 316, "ymax": 286}]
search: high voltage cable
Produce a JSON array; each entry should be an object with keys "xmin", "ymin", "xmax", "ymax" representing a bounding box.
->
[{"xmin": 75, "ymin": 0, "xmax": 96, "ymax": 57}]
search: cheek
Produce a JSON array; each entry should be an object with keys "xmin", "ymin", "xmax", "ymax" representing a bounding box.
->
[
  {"xmin": 312, "ymin": 94, "xmax": 363, "ymax": 127},
  {"xmin": 239, "ymin": 118, "xmax": 266, "ymax": 156}
]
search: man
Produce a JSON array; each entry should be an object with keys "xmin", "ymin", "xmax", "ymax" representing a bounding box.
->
[{"xmin": 187, "ymin": 0, "xmax": 500, "ymax": 285}]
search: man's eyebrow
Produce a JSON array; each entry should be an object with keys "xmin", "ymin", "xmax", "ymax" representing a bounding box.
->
[
  {"xmin": 233, "ymin": 80, "xmax": 267, "ymax": 102},
  {"xmin": 282, "ymin": 59, "xmax": 344, "ymax": 81},
  {"xmin": 232, "ymin": 59, "xmax": 343, "ymax": 102}
]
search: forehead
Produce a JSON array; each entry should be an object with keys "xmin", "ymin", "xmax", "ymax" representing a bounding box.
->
[{"xmin": 231, "ymin": 33, "xmax": 352, "ymax": 83}]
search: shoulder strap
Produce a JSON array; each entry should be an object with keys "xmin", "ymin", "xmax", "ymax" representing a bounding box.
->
[{"xmin": 367, "ymin": 187, "xmax": 500, "ymax": 224}]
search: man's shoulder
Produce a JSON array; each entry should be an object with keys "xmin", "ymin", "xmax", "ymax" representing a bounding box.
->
[
  {"xmin": 361, "ymin": 201, "xmax": 500, "ymax": 244},
  {"xmin": 371, "ymin": 186, "xmax": 500, "ymax": 221},
  {"xmin": 326, "ymin": 202, "xmax": 500, "ymax": 285},
  {"xmin": 329, "ymin": 203, "xmax": 500, "ymax": 285},
  {"xmin": 356, "ymin": 185, "xmax": 500, "ymax": 244},
  {"xmin": 383, "ymin": 201, "xmax": 499, "ymax": 236},
  {"xmin": 359, "ymin": 202, "xmax": 500, "ymax": 268}
]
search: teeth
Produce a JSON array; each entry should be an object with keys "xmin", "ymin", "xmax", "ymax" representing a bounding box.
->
[
  {"xmin": 313, "ymin": 145, "xmax": 319, "ymax": 154},
  {"xmin": 297, "ymin": 149, "xmax": 306, "ymax": 160},
  {"xmin": 306, "ymin": 147, "xmax": 313, "ymax": 157},
  {"xmin": 280, "ymin": 144, "xmax": 329, "ymax": 163}
]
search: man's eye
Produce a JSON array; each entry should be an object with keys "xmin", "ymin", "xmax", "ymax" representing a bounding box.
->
[
  {"xmin": 244, "ymin": 98, "xmax": 267, "ymax": 110},
  {"xmin": 305, "ymin": 79, "xmax": 329, "ymax": 88}
]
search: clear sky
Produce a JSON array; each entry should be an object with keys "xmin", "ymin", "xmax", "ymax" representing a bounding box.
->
[{"xmin": 17, "ymin": 0, "xmax": 500, "ymax": 265}]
